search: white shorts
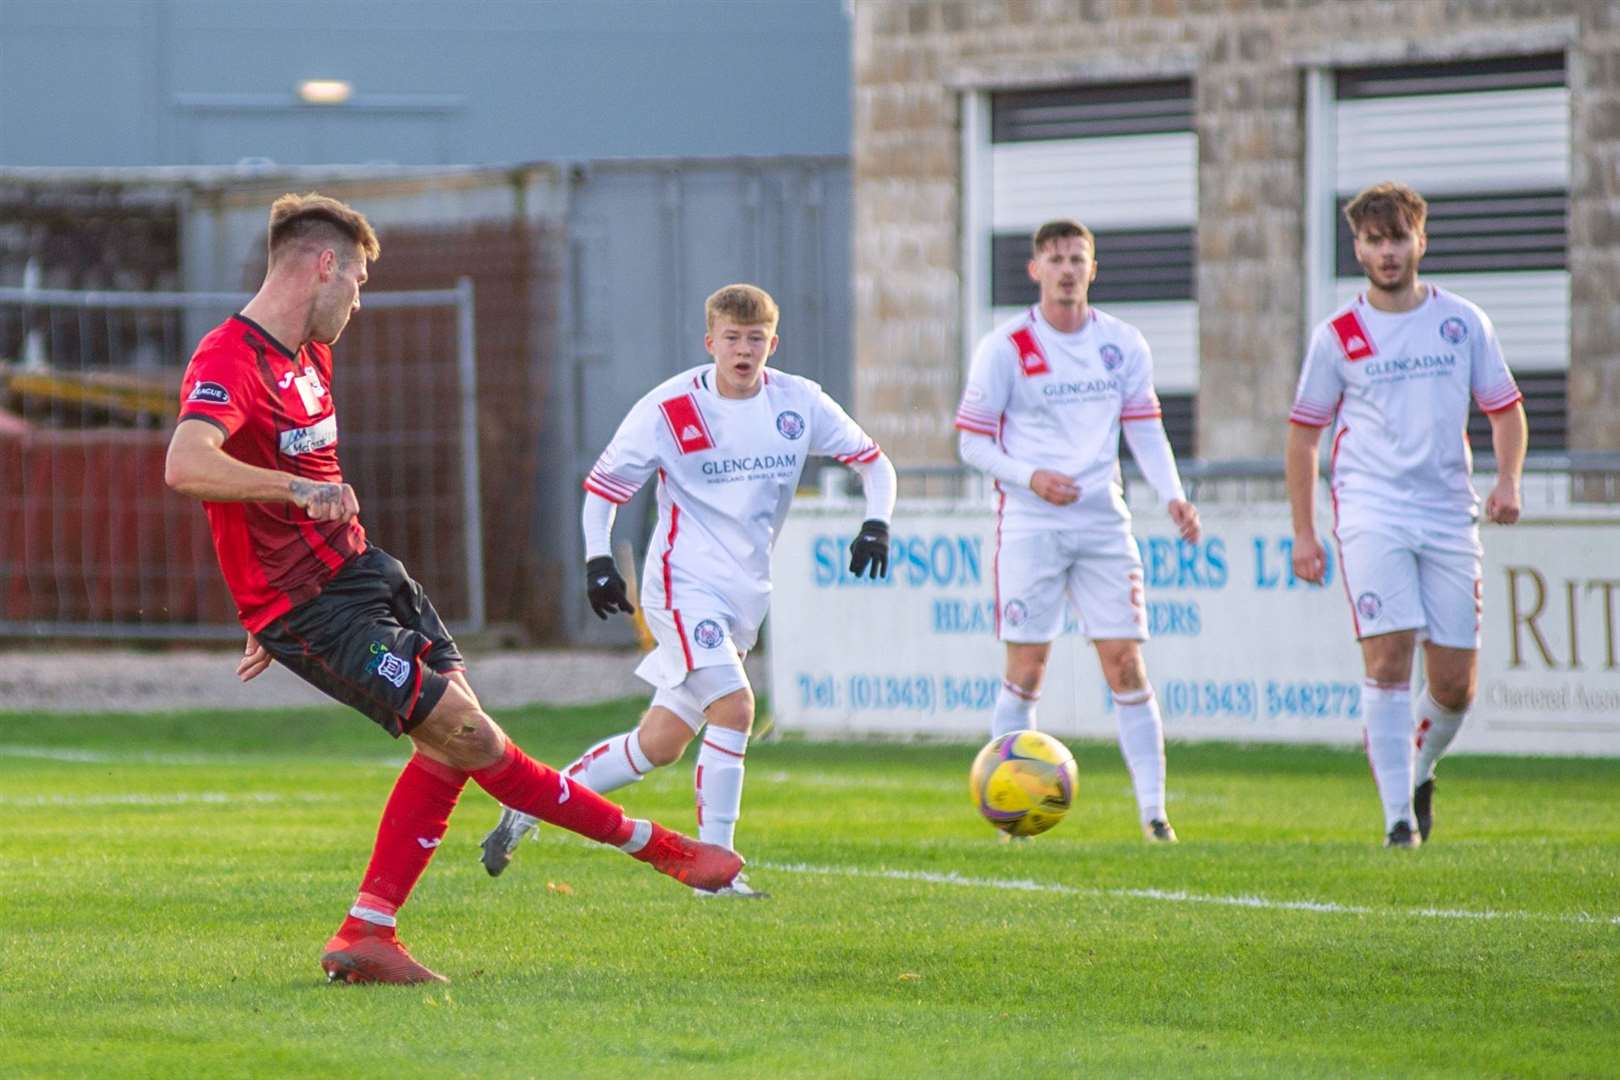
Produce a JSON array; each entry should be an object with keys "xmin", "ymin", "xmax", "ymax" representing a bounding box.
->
[
  {"xmin": 635, "ymin": 608, "xmax": 751, "ymax": 731},
  {"xmin": 1334, "ymin": 520, "xmax": 1482, "ymax": 649},
  {"xmin": 995, "ymin": 528, "xmax": 1147, "ymax": 644}
]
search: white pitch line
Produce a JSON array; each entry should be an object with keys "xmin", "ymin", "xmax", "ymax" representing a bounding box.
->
[
  {"xmin": 754, "ymin": 772, "xmax": 1228, "ymax": 805},
  {"xmin": 0, "ymin": 744, "xmax": 405, "ymax": 769},
  {"xmin": 0, "ymin": 791, "xmax": 344, "ymax": 807},
  {"xmin": 755, "ymin": 861, "xmax": 1620, "ymax": 928}
]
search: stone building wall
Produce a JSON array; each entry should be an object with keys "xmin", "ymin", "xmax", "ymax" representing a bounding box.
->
[{"xmin": 852, "ymin": 0, "xmax": 1618, "ymax": 464}]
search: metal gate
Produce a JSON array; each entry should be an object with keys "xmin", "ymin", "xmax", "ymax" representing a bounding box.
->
[{"xmin": 0, "ymin": 280, "xmax": 484, "ymax": 638}]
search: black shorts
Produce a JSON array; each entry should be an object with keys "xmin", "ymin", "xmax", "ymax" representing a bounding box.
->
[{"xmin": 256, "ymin": 546, "xmax": 466, "ymax": 737}]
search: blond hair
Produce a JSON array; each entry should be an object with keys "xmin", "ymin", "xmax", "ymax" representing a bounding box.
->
[
  {"xmin": 704, "ymin": 283, "xmax": 779, "ymax": 333},
  {"xmin": 267, "ymin": 192, "xmax": 381, "ymax": 264},
  {"xmin": 1343, "ymin": 181, "xmax": 1428, "ymax": 237}
]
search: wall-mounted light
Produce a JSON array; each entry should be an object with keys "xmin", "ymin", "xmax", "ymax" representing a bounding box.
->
[{"xmin": 297, "ymin": 79, "xmax": 353, "ymax": 105}]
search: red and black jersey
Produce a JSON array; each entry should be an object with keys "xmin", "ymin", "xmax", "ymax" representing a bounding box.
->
[{"xmin": 176, "ymin": 314, "xmax": 366, "ymax": 632}]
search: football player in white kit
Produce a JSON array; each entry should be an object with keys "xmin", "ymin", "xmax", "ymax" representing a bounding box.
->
[
  {"xmin": 1286, "ymin": 182, "xmax": 1526, "ymax": 848},
  {"xmin": 480, "ymin": 284, "xmax": 897, "ymax": 894},
  {"xmin": 955, "ymin": 220, "xmax": 1201, "ymax": 843}
]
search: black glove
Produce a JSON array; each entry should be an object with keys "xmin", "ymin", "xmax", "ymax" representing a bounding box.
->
[
  {"xmin": 585, "ymin": 556, "xmax": 635, "ymax": 619},
  {"xmin": 847, "ymin": 519, "xmax": 890, "ymax": 580}
]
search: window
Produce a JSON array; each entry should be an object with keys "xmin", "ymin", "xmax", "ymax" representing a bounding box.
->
[
  {"xmin": 967, "ymin": 78, "xmax": 1199, "ymax": 455},
  {"xmin": 1313, "ymin": 52, "xmax": 1569, "ymax": 450}
]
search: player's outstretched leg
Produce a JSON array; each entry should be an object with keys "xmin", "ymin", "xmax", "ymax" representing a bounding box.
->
[
  {"xmin": 470, "ymin": 740, "xmax": 742, "ymax": 891},
  {"xmin": 624, "ymin": 818, "xmax": 748, "ymax": 888},
  {"xmin": 480, "ymin": 729, "xmax": 653, "ymax": 878}
]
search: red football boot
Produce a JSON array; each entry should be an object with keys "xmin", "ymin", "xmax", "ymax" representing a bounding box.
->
[
  {"xmin": 630, "ymin": 823, "xmax": 743, "ymax": 891},
  {"xmin": 320, "ymin": 917, "xmax": 448, "ymax": 985}
]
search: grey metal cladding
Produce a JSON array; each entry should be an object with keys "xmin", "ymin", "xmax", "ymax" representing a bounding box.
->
[
  {"xmin": 992, "ymin": 228, "xmax": 1195, "ymax": 306},
  {"xmin": 1334, "ymin": 190, "xmax": 1567, "ymax": 276},
  {"xmin": 990, "ymin": 80, "xmax": 1194, "ymax": 142},
  {"xmin": 1335, "ymin": 53, "xmax": 1565, "ymax": 100},
  {"xmin": 1468, "ymin": 372, "xmax": 1565, "ymax": 453},
  {"xmin": 1156, "ymin": 393, "xmax": 1196, "ymax": 461}
]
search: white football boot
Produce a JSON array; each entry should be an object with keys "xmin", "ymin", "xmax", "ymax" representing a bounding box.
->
[{"xmin": 694, "ymin": 872, "xmax": 770, "ymax": 899}]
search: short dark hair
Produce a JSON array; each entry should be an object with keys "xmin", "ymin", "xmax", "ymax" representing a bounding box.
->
[
  {"xmin": 1343, "ymin": 182, "xmax": 1427, "ymax": 236},
  {"xmin": 1032, "ymin": 219, "xmax": 1096, "ymax": 257},
  {"xmin": 267, "ymin": 192, "xmax": 381, "ymax": 264}
]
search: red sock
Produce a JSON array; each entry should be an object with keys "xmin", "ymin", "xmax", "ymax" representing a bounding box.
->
[
  {"xmin": 471, "ymin": 741, "xmax": 632, "ymax": 845},
  {"xmin": 350, "ymin": 753, "xmax": 468, "ymax": 922}
]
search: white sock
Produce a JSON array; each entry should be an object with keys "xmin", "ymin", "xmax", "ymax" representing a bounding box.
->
[
  {"xmin": 616, "ymin": 818, "xmax": 653, "ymax": 854},
  {"xmin": 348, "ymin": 904, "xmax": 396, "ymax": 928},
  {"xmin": 1115, "ymin": 687, "xmax": 1166, "ymax": 824},
  {"xmin": 565, "ymin": 730, "xmax": 654, "ymax": 794},
  {"xmin": 1362, "ymin": 681, "xmax": 1415, "ymax": 831},
  {"xmin": 1414, "ymin": 687, "xmax": 1467, "ymax": 783},
  {"xmin": 695, "ymin": 726, "xmax": 748, "ymax": 852},
  {"xmin": 991, "ymin": 679, "xmax": 1039, "ymax": 738}
]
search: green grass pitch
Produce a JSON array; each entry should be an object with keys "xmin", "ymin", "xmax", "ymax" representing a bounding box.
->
[{"xmin": 1, "ymin": 702, "xmax": 1616, "ymax": 1078}]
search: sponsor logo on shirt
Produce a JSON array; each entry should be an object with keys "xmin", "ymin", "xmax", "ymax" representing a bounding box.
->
[
  {"xmin": 659, "ymin": 394, "xmax": 716, "ymax": 454},
  {"xmin": 1356, "ymin": 592, "xmax": 1383, "ymax": 621},
  {"xmin": 1098, "ymin": 344, "xmax": 1124, "ymax": 371},
  {"xmin": 700, "ymin": 453, "xmax": 799, "ymax": 477},
  {"xmin": 1041, "ymin": 378, "xmax": 1119, "ymax": 400},
  {"xmin": 693, "ymin": 619, "xmax": 725, "ymax": 649},
  {"xmin": 1439, "ymin": 317, "xmax": 1468, "ymax": 344},
  {"xmin": 187, "ymin": 381, "xmax": 230, "ymax": 405},
  {"xmin": 1363, "ymin": 353, "xmax": 1458, "ymax": 379},
  {"xmin": 776, "ymin": 410, "xmax": 805, "ymax": 440},
  {"xmin": 278, "ymin": 414, "xmax": 338, "ymax": 456}
]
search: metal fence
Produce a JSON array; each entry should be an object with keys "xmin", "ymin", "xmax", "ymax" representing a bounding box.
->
[{"xmin": 0, "ymin": 281, "xmax": 483, "ymax": 639}]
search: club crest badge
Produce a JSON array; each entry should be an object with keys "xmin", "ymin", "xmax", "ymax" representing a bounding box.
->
[
  {"xmin": 366, "ymin": 641, "xmax": 412, "ymax": 688},
  {"xmin": 776, "ymin": 410, "xmax": 805, "ymax": 440}
]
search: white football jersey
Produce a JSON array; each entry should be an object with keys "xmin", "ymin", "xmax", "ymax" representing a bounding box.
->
[
  {"xmin": 1290, "ymin": 286, "xmax": 1522, "ymax": 526},
  {"xmin": 585, "ymin": 364, "xmax": 880, "ymax": 639},
  {"xmin": 955, "ymin": 306, "xmax": 1164, "ymax": 533}
]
